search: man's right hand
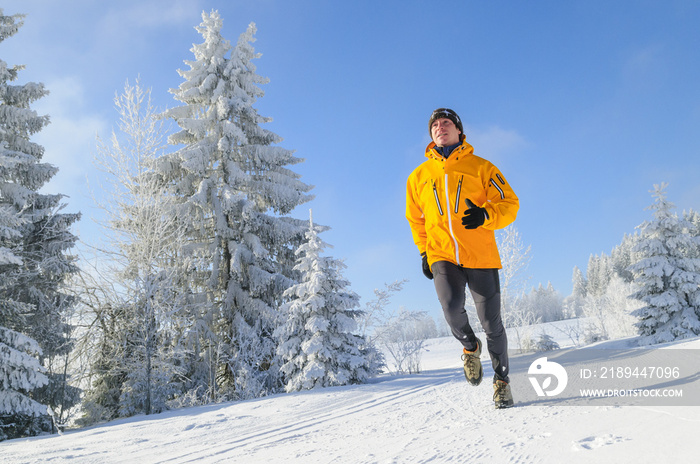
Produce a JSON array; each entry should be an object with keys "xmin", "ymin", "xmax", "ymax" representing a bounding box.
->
[{"xmin": 421, "ymin": 252, "xmax": 433, "ymax": 280}]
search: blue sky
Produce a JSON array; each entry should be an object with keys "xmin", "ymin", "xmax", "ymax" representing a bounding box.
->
[{"xmin": 3, "ymin": 0, "xmax": 700, "ymax": 324}]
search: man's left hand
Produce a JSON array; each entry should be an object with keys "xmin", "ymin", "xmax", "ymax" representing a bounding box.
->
[{"xmin": 462, "ymin": 199, "xmax": 486, "ymax": 229}]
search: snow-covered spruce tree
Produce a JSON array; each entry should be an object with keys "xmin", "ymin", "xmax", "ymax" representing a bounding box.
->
[
  {"xmin": 521, "ymin": 282, "xmax": 563, "ymax": 323},
  {"xmin": 155, "ymin": 11, "xmax": 313, "ymax": 400},
  {"xmin": 0, "ymin": 327, "xmax": 49, "ymax": 441},
  {"xmin": 572, "ymin": 264, "xmax": 588, "ymax": 299},
  {"xmin": 575, "ymin": 234, "xmax": 642, "ymax": 342},
  {"xmin": 611, "ymin": 233, "xmax": 638, "ymax": 283},
  {"xmin": 580, "ymin": 275, "xmax": 640, "ymax": 343},
  {"xmin": 0, "ymin": 187, "xmax": 39, "ymax": 440},
  {"xmin": 564, "ymin": 265, "xmax": 587, "ymax": 318},
  {"xmin": 0, "ymin": 203, "xmax": 24, "ymax": 326},
  {"xmin": 629, "ymin": 183, "xmax": 700, "ymax": 344},
  {"xmin": 0, "ymin": 10, "xmax": 32, "ymax": 343},
  {"xmin": 684, "ymin": 208, "xmax": 700, "ymax": 322},
  {"xmin": 275, "ymin": 212, "xmax": 375, "ymax": 392},
  {"xmin": 0, "ymin": 9, "xmax": 80, "ymax": 433},
  {"xmin": 586, "ymin": 253, "xmax": 615, "ymax": 298},
  {"xmin": 686, "ymin": 209, "xmax": 700, "ymax": 239}
]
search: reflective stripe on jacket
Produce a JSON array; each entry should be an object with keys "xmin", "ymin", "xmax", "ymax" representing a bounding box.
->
[{"xmin": 406, "ymin": 137, "xmax": 519, "ymax": 269}]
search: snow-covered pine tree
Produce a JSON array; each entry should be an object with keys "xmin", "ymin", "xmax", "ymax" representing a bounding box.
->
[
  {"xmin": 573, "ymin": 236, "xmax": 642, "ymax": 341},
  {"xmin": 530, "ymin": 282, "xmax": 564, "ymax": 322},
  {"xmin": 685, "ymin": 209, "xmax": 700, "ymax": 239},
  {"xmin": 566, "ymin": 265, "xmax": 587, "ymax": 317},
  {"xmin": 629, "ymin": 183, "xmax": 700, "ymax": 344},
  {"xmin": 156, "ymin": 11, "xmax": 313, "ymax": 400},
  {"xmin": 0, "ymin": 9, "xmax": 32, "ymax": 340},
  {"xmin": 533, "ymin": 332, "xmax": 560, "ymax": 352},
  {"xmin": 586, "ymin": 253, "xmax": 614, "ymax": 297},
  {"xmin": 0, "ymin": 203, "xmax": 25, "ymax": 325},
  {"xmin": 611, "ymin": 233, "xmax": 638, "ymax": 283},
  {"xmin": 0, "ymin": 9, "xmax": 80, "ymax": 432},
  {"xmin": 275, "ymin": 212, "xmax": 375, "ymax": 392},
  {"xmin": 681, "ymin": 209, "xmax": 700, "ymax": 329},
  {"xmin": 0, "ymin": 327, "xmax": 49, "ymax": 441},
  {"xmin": 684, "ymin": 209, "xmax": 700, "ymax": 323}
]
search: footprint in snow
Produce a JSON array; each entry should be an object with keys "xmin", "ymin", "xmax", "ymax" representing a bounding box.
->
[{"xmin": 571, "ymin": 433, "xmax": 628, "ymax": 451}]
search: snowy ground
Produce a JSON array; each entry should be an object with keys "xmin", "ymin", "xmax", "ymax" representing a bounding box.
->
[{"xmin": 2, "ymin": 319, "xmax": 699, "ymax": 463}]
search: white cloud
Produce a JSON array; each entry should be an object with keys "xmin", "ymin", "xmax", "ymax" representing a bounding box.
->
[
  {"xmin": 33, "ymin": 76, "xmax": 108, "ymax": 213},
  {"xmin": 411, "ymin": 124, "xmax": 526, "ymax": 169},
  {"xmin": 416, "ymin": 123, "xmax": 526, "ymax": 162},
  {"xmin": 462, "ymin": 124, "xmax": 527, "ymax": 162},
  {"xmin": 97, "ymin": 0, "xmax": 205, "ymax": 40},
  {"xmin": 624, "ymin": 44, "xmax": 664, "ymax": 75}
]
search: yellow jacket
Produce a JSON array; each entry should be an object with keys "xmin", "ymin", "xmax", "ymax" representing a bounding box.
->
[{"xmin": 406, "ymin": 137, "xmax": 519, "ymax": 269}]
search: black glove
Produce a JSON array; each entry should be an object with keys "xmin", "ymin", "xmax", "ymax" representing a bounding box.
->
[
  {"xmin": 462, "ymin": 198, "xmax": 487, "ymax": 229},
  {"xmin": 421, "ymin": 252, "xmax": 433, "ymax": 280}
]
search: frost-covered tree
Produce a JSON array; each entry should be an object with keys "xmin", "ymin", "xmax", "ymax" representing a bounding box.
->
[
  {"xmin": 521, "ymin": 282, "xmax": 564, "ymax": 323},
  {"xmin": 685, "ymin": 210, "xmax": 700, "ymax": 239},
  {"xmin": 564, "ymin": 265, "xmax": 587, "ymax": 318},
  {"xmin": 0, "ymin": 10, "xmax": 34, "ymax": 336},
  {"xmin": 0, "ymin": 205, "xmax": 22, "ymax": 269},
  {"xmin": 76, "ymin": 80, "xmax": 190, "ymax": 423},
  {"xmin": 510, "ymin": 282, "xmax": 563, "ymax": 352},
  {"xmin": 586, "ymin": 253, "xmax": 614, "ymax": 297},
  {"xmin": 576, "ymin": 233, "xmax": 643, "ymax": 342},
  {"xmin": 496, "ymin": 225, "xmax": 531, "ymax": 327},
  {"xmin": 355, "ymin": 279, "xmax": 435, "ymax": 374},
  {"xmin": 611, "ymin": 233, "xmax": 638, "ymax": 283},
  {"xmin": 0, "ymin": 204, "xmax": 24, "ymax": 326},
  {"xmin": 581, "ymin": 276, "xmax": 640, "ymax": 342},
  {"xmin": 579, "ymin": 235, "xmax": 638, "ymax": 305},
  {"xmin": 572, "ymin": 265, "xmax": 587, "ymax": 300},
  {"xmin": 629, "ymin": 183, "xmax": 700, "ymax": 344},
  {"xmin": 532, "ymin": 332, "xmax": 560, "ymax": 352},
  {"xmin": 275, "ymin": 212, "xmax": 375, "ymax": 392},
  {"xmin": 374, "ymin": 308, "xmax": 434, "ymax": 374},
  {"xmin": 0, "ymin": 327, "xmax": 49, "ymax": 441},
  {"xmin": 155, "ymin": 11, "xmax": 313, "ymax": 399},
  {"xmin": 355, "ymin": 280, "xmax": 405, "ymax": 341},
  {"xmin": 0, "ymin": 9, "xmax": 80, "ymax": 432}
]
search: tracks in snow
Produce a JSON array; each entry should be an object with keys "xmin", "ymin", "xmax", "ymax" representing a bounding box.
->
[{"xmin": 163, "ymin": 369, "xmax": 460, "ymax": 463}]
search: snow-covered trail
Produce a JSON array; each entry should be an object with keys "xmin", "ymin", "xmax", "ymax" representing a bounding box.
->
[{"xmin": 2, "ymin": 335, "xmax": 700, "ymax": 463}]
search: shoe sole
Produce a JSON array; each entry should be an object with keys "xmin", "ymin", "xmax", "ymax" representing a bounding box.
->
[{"xmin": 494, "ymin": 401, "xmax": 514, "ymax": 409}]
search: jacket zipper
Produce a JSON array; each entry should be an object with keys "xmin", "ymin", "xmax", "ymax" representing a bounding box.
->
[
  {"xmin": 490, "ymin": 178, "xmax": 505, "ymax": 199},
  {"xmin": 432, "ymin": 180, "xmax": 443, "ymax": 216},
  {"xmin": 444, "ymin": 173, "xmax": 460, "ymax": 264},
  {"xmin": 454, "ymin": 175, "xmax": 463, "ymax": 213}
]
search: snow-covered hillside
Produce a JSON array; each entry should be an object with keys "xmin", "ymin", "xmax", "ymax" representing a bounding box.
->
[{"xmin": 2, "ymin": 321, "xmax": 699, "ymax": 463}]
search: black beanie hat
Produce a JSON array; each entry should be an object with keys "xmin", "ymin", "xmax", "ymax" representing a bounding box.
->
[{"xmin": 429, "ymin": 108, "xmax": 463, "ymax": 138}]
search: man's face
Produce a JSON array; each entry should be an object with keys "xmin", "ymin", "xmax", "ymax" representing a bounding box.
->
[{"xmin": 431, "ymin": 118, "xmax": 461, "ymax": 147}]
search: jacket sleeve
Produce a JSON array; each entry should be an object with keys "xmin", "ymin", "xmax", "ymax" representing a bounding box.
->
[
  {"xmin": 481, "ymin": 164, "xmax": 519, "ymax": 231},
  {"xmin": 406, "ymin": 174, "xmax": 427, "ymax": 254}
]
